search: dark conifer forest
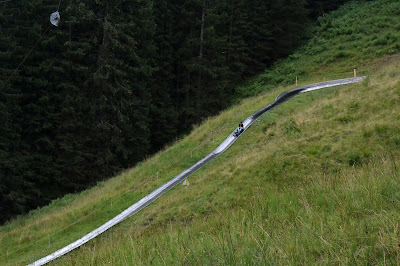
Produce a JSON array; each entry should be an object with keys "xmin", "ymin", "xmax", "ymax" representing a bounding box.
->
[{"xmin": 0, "ymin": 0, "xmax": 350, "ymax": 224}]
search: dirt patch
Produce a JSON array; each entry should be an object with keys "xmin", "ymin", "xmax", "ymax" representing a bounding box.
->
[{"xmin": 296, "ymin": 118, "xmax": 304, "ymax": 126}]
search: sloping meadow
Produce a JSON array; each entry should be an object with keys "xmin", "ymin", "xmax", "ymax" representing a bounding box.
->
[{"xmin": 49, "ymin": 57, "xmax": 400, "ymax": 265}]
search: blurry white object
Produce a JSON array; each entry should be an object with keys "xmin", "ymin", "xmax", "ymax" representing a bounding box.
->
[{"xmin": 50, "ymin": 11, "xmax": 60, "ymax": 27}]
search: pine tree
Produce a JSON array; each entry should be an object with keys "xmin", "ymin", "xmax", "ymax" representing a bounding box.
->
[
  {"xmin": 87, "ymin": 0, "xmax": 156, "ymax": 170},
  {"xmin": 151, "ymin": 0, "xmax": 179, "ymax": 152},
  {"xmin": 53, "ymin": 0, "xmax": 102, "ymax": 191},
  {"xmin": 269, "ymin": 0, "xmax": 310, "ymax": 60}
]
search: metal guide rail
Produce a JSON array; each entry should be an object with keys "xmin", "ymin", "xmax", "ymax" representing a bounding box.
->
[{"xmin": 30, "ymin": 76, "xmax": 365, "ymax": 265}]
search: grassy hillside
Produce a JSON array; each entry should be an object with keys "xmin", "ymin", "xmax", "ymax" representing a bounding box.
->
[
  {"xmin": 1, "ymin": 0, "xmax": 400, "ymax": 264},
  {"xmin": 235, "ymin": 0, "xmax": 400, "ymax": 98}
]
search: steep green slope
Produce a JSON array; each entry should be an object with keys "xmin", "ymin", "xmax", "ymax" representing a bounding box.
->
[
  {"xmin": 51, "ymin": 61, "xmax": 399, "ymax": 265},
  {"xmin": 1, "ymin": 0, "xmax": 400, "ymax": 264}
]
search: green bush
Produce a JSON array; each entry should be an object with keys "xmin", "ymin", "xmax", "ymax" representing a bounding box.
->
[{"xmin": 347, "ymin": 152, "xmax": 362, "ymax": 166}]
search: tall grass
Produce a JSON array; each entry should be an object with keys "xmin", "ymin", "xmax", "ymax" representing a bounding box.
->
[{"xmin": 1, "ymin": 0, "xmax": 400, "ymax": 264}]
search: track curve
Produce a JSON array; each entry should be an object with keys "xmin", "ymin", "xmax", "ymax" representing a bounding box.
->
[{"xmin": 30, "ymin": 76, "xmax": 365, "ymax": 266}]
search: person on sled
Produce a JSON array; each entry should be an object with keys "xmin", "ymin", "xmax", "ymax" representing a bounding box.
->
[{"xmin": 234, "ymin": 122, "xmax": 244, "ymax": 137}]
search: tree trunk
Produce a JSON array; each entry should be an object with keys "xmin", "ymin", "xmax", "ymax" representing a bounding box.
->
[
  {"xmin": 68, "ymin": 0, "xmax": 72, "ymax": 41},
  {"xmin": 199, "ymin": 0, "xmax": 205, "ymax": 58},
  {"xmin": 69, "ymin": 22, "xmax": 72, "ymax": 41},
  {"xmin": 228, "ymin": 0, "xmax": 233, "ymax": 62},
  {"xmin": 196, "ymin": 0, "xmax": 205, "ymax": 112}
]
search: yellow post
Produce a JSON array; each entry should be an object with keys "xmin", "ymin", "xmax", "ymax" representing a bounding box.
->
[
  {"xmin": 354, "ymin": 69, "xmax": 357, "ymax": 77},
  {"xmin": 296, "ymin": 76, "xmax": 298, "ymax": 86}
]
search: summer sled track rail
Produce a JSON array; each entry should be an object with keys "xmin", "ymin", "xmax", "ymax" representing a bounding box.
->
[{"xmin": 30, "ymin": 77, "xmax": 365, "ymax": 265}]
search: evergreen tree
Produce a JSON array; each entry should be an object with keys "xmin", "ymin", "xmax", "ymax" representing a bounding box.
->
[
  {"xmin": 54, "ymin": 0, "xmax": 102, "ymax": 191},
  {"xmin": 151, "ymin": 0, "xmax": 179, "ymax": 152},
  {"xmin": 307, "ymin": 0, "xmax": 352, "ymax": 17},
  {"xmin": 269, "ymin": 0, "xmax": 310, "ymax": 60},
  {"xmin": 87, "ymin": 0, "xmax": 155, "ymax": 169}
]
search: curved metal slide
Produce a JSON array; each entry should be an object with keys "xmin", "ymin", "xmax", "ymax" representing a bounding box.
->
[{"xmin": 30, "ymin": 77, "xmax": 365, "ymax": 265}]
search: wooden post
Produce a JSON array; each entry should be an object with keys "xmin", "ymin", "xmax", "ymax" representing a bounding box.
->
[
  {"xmin": 48, "ymin": 234, "xmax": 50, "ymax": 248},
  {"xmin": 111, "ymin": 198, "xmax": 112, "ymax": 208},
  {"xmin": 191, "ymin": 151, "xmax": 192, "ymax": 158},
  {"xmin": 296, "ymin": 76, "xmax": 298, "ymax": 86},
  {"xmin": 354, "ymin": 69, "xmax": 357, "ymax": 77}
]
